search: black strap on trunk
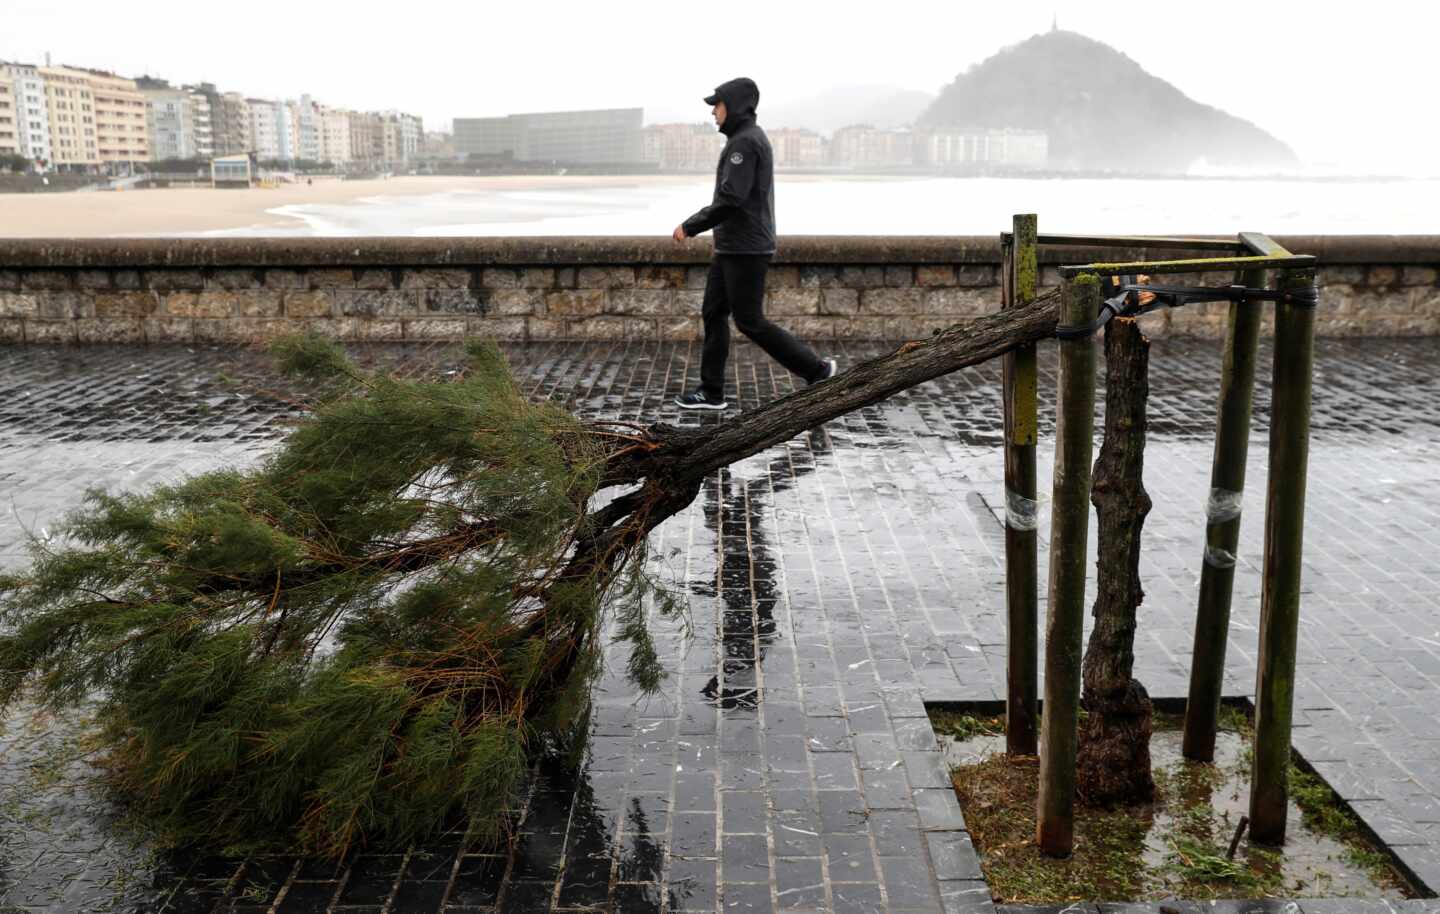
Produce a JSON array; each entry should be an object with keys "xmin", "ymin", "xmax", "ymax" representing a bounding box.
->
[{"xmin": 1054, "ymin": 278, "xmax": 1319, "ymax": 341}]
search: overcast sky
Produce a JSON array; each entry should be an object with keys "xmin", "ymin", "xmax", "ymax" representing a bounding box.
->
[{"xmin": 3, "ymin": 0, "xmax": 1435, "ymax": 175}]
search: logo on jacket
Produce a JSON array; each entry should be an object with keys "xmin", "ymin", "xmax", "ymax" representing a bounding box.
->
[{"xmin": 729, "ymin": 152, "xmax": 744, "ymax": 165}]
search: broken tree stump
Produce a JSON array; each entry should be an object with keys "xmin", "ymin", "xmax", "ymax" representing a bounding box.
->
[{"xmin": 1076, "ymin": 316, "xmax": 1156, "ymax": 806}]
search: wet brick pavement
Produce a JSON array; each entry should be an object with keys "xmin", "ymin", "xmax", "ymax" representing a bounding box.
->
[{"xmin": 3, "ymin": 337, "xmax": 1440, "ymax": 914}]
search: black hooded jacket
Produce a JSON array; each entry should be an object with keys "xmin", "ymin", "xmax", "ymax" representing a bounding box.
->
[{"xmin": 681, "ymin": 78, "xmax": 777, "ymax": 255}]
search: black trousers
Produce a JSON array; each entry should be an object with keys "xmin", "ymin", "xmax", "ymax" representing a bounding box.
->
[{"xmin": 700, "ymin": 254, "xmax": 823, "ymax": 399}]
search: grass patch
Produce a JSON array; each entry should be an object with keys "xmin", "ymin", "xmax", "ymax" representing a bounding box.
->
[
  {"xmin": 929, "ymin": 710, "xmax": 1004, "ymax": 741},
  {"xmin": 942, "ymin": 707, "xmax": 1414, "ymax": 905}
]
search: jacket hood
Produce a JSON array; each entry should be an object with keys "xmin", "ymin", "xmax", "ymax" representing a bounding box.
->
[{"xmin": 707, "ymin": 77, "xmax": 760, "ymax": 136}]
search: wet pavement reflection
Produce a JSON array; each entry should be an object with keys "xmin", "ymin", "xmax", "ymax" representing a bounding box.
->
[{"xmin": 2, "ymin": 337, "xmax": 1440, "ymax": 912}]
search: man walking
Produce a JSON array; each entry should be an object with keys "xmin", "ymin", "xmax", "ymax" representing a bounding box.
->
[{"xmin": 672, "ymin": 77, "xmax": 836, "ymax": 410}]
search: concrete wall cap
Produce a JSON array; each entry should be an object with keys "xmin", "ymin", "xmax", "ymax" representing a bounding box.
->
[{"xmin": 0, "ymin": 235, "xmax": 1434, "ymax": 269}]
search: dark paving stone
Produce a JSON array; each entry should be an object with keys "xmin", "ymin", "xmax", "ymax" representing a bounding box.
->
[
  {"xmin": 447, "ymin": 856, "xmax": 505, "ymax": 907},
  {"xmin": 867, "ymin": 810, "xmax": 924, "ymax": 857},
  {"xmin": 817, "ymin": 791, "xmax": 869, "ymax": 834},
  {"xmin": 811, "ymin": 752, "xmax": 860, "ymax": 791},
  {"xmin": 824, "ymin": 834, "xmax": 878, "ymax": 884},
  {"xmin": 497, "ymin": 879, "xmax": 554, "ymax": 913},
  {"xmin": 879, "ymin": 855, "xmax": 941, "ymax": 909},
  {"xmin": 336, "ymin": 855, "xmax": 403, "ymax": 905},
  {"xmin": 555, "ymin": 848, "xmax": 612, "ymax": 908},
  {"xmin": 774, "ymin": 857, "xmax": 825, "ymax": 910},
  {"xmin": 1297, "ymin": 900, "xmax": 1402, "ymax": 913},
  {"xmin": 927, "ymin": 831, "xmax": 983, "ymax": 882},
  {"xmin": 667, "ymin": 856, "xmax": 719, "ymax": 912},
  {"xmin": 670, "ymin": 811, "xmax": 719, "ymax": 857},
  {"xmin": 939, "ymin": 879, "xmax": 995, "ymax": 914},
  {"xmin": 772, "ymin": 806, "xmax": 823, "ymax": 857},
  {"xmin": 273, "ymin": 881, "xmax": 340, "ymax": 914},
  {"xmin": 860, "ymin": 767, "xmax": 913, "ymax": 808},
  {"xmin": 388, "ymin": 879, "xmax": 450, "ymax": 912},
  {"xmin": 402, "ymin": 849, "xmax": 460, "ymax": 882},
  {"xmin": 832, "ymin": 881, "xmax": 886, "ymax": 914},
  {"xmin": 722, "ymin": 880, "xmax": 775, "ymax": 913},
  {"xmin": 722, "ymin": 834, "xmax": 771, "ymax": 885},
  {"xmin": 723, "ymin": 791, "xmax": 769, "ymax": 835}
]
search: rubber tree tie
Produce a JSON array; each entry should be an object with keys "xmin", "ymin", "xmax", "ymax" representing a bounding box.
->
[{"xmin": 1054, "ymin": 280, "xmax": 1319, "ymax": 340}]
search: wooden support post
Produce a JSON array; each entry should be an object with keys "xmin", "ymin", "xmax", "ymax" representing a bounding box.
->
[
  {"xmin": 1036, "ymin": 273, "xmax": 1098, "ymax": 857},
  {"xmin": 1249, "ymin": 266, "xmax": 1318, "ymax": 845},
  {"xmin": 1182, "ymin": 264, "xmax": 1266, "ymax": 762},
  {"xmin": 1004, "ymin": 213, "xmax": 1040, "ymax": 757}
]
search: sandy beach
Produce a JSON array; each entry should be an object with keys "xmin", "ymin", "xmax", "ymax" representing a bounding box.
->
[
  {"xmin": 3, "ymin": 173, "xmax": 1435, "ymax": 237},
  {"xmin": 0, "ymin": 175, "xmax": 705, "ymax": 238}
]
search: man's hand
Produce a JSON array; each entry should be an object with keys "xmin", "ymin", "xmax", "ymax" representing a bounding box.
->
[{"xmin": 672, "ymin": 225, "xmax": 687, "ymax": 243}]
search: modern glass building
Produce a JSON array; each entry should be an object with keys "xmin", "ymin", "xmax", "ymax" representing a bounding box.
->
[{"xmin": 454, "ymin": 108, "xmax": 642, "ymax": 164}]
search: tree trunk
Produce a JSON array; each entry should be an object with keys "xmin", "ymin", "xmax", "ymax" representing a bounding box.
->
[
  {"xmin": 610, "ymin": 288, "xmax": 1060, "ymax": 489},
  {"xmin": 1076, "ymin": 317, "xmax": 1156, "ymax": 806},
  {"xmin": 585, "ymin": 288, "xmax": 1058, "ymax": 536}
]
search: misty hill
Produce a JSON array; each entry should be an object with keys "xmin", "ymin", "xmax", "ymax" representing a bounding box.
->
[
  {"xmin": 919, "ymin": 30, "xmax": 1298, "ymax": 173},
  {"xmin": 763, "ymin": 85, "xmax": 934, "ymax": 134}
]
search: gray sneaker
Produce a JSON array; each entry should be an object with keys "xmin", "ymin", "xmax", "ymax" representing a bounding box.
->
[
  {"xmin": 675, "ymin": 390, "xmax": 728, "ymax": 410},
  {"xmin": 808, "ymin": 358, "xmax": 838, "ymax": 385}
]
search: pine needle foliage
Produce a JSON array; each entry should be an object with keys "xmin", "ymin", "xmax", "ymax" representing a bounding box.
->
[{"xmin": 0, "ymin": 334, "xmax": 681, "ymax": 858}]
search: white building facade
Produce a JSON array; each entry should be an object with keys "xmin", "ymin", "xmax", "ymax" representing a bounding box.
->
[
  {"xmin": 0, "ymin": 64, "xmax": 54, "ymax": 167},
  {"xmin": 248, "ymin": 98, "xmax": 299, "ymax": 161},
  {"xmin": 320, "ymin": 107, "xmax": 351, "ymax": 165},
  {"xmin": 142, "ymin": 88, "xmax": 213, "ymax": 160}
]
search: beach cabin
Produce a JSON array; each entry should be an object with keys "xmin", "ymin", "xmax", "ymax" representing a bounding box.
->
[{"xmin": 210, "ymin": 154, "xmax": 253, "ymax": 189}]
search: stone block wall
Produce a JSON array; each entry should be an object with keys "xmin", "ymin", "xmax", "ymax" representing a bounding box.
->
[{"xmin": 0, "ymin": 236, "xmax": 1435, "ymax": 344}]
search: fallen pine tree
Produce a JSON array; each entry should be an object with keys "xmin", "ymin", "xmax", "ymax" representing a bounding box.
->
[{"xmin": 0, "ymin": 288, "xmax": 1059, "ymax": 857}]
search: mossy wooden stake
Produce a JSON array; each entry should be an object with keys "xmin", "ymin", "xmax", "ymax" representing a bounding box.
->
[
  {"xmin": 1182, "ymin": 264, "xmax": 1266, "ymax": 762},
  {"xmin": 1249, "ymin": 266, "xmax": 1318, "ymax": 845},
  {"xmin": 1004, "ymin": 213, "xmax": 1040, "ymax": 757},
  {"xmin": 1036, "ymin": 273, "xmax": 1098, "ymax": 856}
]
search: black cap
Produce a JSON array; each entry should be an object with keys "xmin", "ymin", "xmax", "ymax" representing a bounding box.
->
[{"xmin": 703, "ymin": 90, "xmax": 722, "ymax": 106}]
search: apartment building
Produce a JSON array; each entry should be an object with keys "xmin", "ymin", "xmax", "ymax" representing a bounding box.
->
[
  {"xmin": 43, "ymin": 66, "xmax": 150, "ymax": 170},
  {"xmin": 382, "ymin": 111, "xmax": 422, "ymax": 163},
  {"xmin": 421, "ymin": 131, "xmax": 456, "ymax": 159},
  {"xmin": 320, "ymin": 107, "xmax": 351, "ymax": 165},
  {"xmin": 295, "ymin": 95, "xmax": 323, "ymax": 162},
  {"xmin": 139, "ymin": 80, "xmax": 214, "ymax": 161},
  {"xmin": 348, "ymin": 111, "xmax": 381, "ymax": 165},
  {"xmin": 6, "ymin": 64, "xmax": 54, "ymax": 167},
  {"xmin": 206, "ymin": 90, "xmax": 252, "ymax": 157},
  {"xmin": 248, "ymin": 98, "xmax": 299, "ymax": 161},
  {"xmin": 36, "ymin": 66, "xmax": 98, "ymax": 169},
  {"xmin": 829, "ymin": 125, "xmax": 913, "ymax": 167},
  {"xmin": 0, "ymin": 79, "xmax": 17, "ymax": 155},
  {"xmin": 770, "ymin": 127, "xmax": 824, "ymax": 168},
  {"xmin": 915, "ymin": 128, "xmax": 1048, "ymax": 169},
  {"xmin": 639, "ymin": 123, "xmax": 723, "ymax": 170}
]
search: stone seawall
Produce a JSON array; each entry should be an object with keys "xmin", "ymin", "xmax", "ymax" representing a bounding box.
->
[{"xmin": 0, "ymin": 236, "xmax": 1435, "ymax": 344}]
